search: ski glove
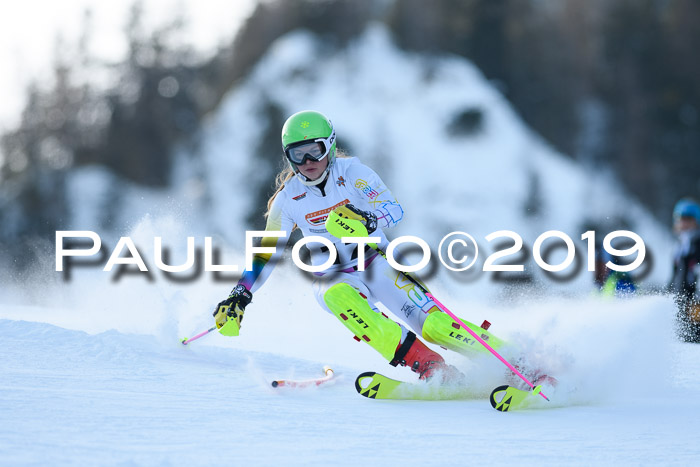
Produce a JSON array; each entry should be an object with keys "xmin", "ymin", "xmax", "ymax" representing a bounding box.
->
[
  {"xmin": 213, "ymin": 284, "xmax": 252, "ymax": 336},
  {"xmin": 333, "ymin": 203, "xmax": 378, "ymax": 234}
]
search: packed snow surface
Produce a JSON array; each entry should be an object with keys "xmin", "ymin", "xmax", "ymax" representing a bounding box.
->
[{"xmin": 2, "ymin": 288, "xmax": 699, "ymax": 465}]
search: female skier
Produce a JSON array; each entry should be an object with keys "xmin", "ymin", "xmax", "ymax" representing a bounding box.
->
[{"xmin": 212, "ymin": 110, "xmax": 498, "ymax": 380}]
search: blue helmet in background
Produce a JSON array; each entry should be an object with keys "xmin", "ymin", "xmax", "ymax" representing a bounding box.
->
[{"xmin": 673, "ymin": 198, "xmax": 700, "ymax": 224}]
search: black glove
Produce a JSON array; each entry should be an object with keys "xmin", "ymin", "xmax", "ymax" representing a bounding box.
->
[
  {"xmin": 333, "ymin": 203, "xmax": 378, "ymax": 234},
  {"xmin": 213, "ymin": 284, "xmax": 252, "ymax": 335}
]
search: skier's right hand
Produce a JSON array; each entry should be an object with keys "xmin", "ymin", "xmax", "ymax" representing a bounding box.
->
[
  {"xmin": 332, "ymin": 203, "xmax": 378, "ymax": 234},
  {"xmin": 213, "ymin": 284, "xmax": 252, "ymax": 336}
]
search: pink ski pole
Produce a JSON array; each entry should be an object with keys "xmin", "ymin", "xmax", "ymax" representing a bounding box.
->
[
  {"xmin": 271, "ymin": 366, "xmax": 335, "ymax": 388},
  {"xmin": 181, "ymin": 326, "xmax": 217, "ymax": 345},
  {"xmin": 426, "ymin": 292, "xmax": 549, "ymax": 401},
  {"xmin": 325, "ymin": 215, "xmax": 549, "ymax": 401},
  {"xmin": 365, "ymin": 239, "xmax": 549, "ymax": 401}
]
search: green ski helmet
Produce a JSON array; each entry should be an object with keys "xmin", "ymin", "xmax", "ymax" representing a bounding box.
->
[{"xmin": 281, "ymin": 110, "xmax": 336, "ymax": 186}]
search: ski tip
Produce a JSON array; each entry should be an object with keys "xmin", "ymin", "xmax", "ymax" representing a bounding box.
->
[{"xmin": 180, "ymin": 338, "xmax": 188, "ymax": 345}]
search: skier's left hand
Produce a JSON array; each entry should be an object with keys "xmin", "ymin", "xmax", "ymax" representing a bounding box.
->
[{"xmin": 333, "ymin": 204, "xmax": 378, "ymax": 234}]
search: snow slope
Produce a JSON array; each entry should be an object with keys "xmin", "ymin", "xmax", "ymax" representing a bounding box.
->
[{"xmin": 2, "ymin": 292, "xmax": 699, "ymax": 465}]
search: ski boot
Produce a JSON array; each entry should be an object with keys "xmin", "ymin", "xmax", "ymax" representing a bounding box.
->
[
  {"xmin": 391, "ymin": 331, "xmax": 465, "ymax": 383},
  {"xmin": 323, "ymin": 282, "xmax": 403, "ymax": 362}
]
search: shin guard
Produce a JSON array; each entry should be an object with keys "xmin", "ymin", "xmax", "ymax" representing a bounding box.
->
[
  {"xmin": 323, "ymin": 283, "xmax": 402, "ymax": 361},
  {"xmin": 421, "ymin": 311, "xmax": 506, "ymax": 356}
]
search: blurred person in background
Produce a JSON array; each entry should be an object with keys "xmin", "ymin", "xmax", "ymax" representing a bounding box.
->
[
  {"xmin": 669, "ymin": 198, "xmax": 700, "ymax": 342},
  {"xmin": 596, "ymin": 249, "xmax": 637, "ymax": 298}
]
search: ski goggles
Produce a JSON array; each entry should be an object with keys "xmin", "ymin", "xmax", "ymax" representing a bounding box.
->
[{"xmin": 284, "ymin": 131, "xmax": 335, "ymax": 165}]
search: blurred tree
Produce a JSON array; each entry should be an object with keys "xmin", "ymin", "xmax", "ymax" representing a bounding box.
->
[
  {"xmin": 0, "ymin": 0, "xmax": 380, "ymax": 269},
  {"xmin": 0, "ymin": 2, "xmax": 213, "ymax": 265},
  {"xmin": 389, "ymin": 0, "xmax": 582, "ymax": 155},
  {"xmin": 93, "ymin": 2, "xmax": 202, "ymax": 186},
  {"xmin": 3, "ymin": 0, "xmax": 700, "ymax": 271},
  {"xmin": 389, "ymin": 0, "xmax": 700, "ymax": 221},
  {"xmin": 0, "ymin": 48, "xmax": 84, "ymax": 259},
  {"xmin": 207, "ymin": 0, "xmax": 377, "ymax": 112},
  {"xmin": 599, "ymin": 0, "xmax": 700, "ymax": 216}
]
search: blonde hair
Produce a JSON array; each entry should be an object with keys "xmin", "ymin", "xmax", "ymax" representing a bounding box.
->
[
  {"xmin": 265, "ymin": 149, "xmax": 349, "ymax": 218},
  {"xmin": 265, "ymin": 165, "xmax": 295, "ymax": 217}
]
